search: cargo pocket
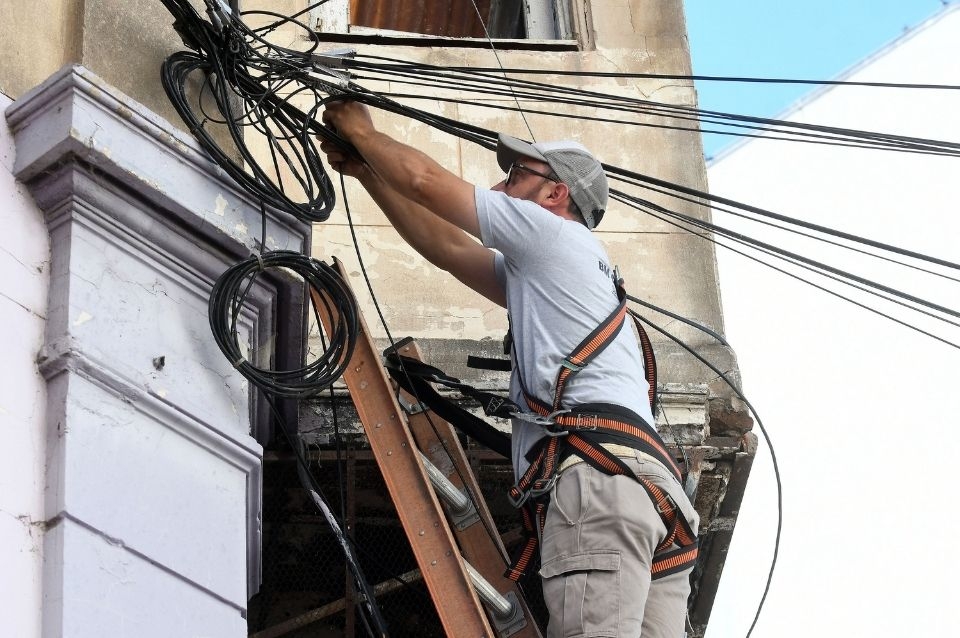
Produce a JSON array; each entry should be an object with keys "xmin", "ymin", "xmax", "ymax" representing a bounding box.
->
[{"xmin": 540, "ymin": 550, "xmax": 621, "ymax": 637}]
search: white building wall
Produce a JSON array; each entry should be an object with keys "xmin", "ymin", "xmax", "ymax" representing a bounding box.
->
[
  {"xmin": 0, "ymin": 64, "xmax": 315, "ymax": 637},
  {"xmin": 706, "ymin": 6, "xmax": 960, "ymax": 637},
  {"xmin": 0, "ymin": 91, "xmax": 47, "ymax": 638}
]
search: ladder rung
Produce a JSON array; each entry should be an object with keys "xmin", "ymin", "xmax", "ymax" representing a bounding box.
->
[
  {"xmin": 463, "ymin": 560, "xmax": 515, "ymax": 620},
  {"xmin": 419, "ymin": 451, "xmax": 473, "ymax": 517}
]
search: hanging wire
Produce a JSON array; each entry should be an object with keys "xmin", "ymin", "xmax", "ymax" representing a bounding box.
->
[{"xmin": 467, "ymin": 0, "xmax": 537, "ymax": 140}]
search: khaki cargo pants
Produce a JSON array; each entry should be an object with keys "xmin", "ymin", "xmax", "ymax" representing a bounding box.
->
[{"xmin": 539, "ymin": 451, "xmax": 699, "ymax": 638}]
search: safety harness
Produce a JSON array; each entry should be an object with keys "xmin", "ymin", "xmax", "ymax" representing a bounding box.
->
[
  {"xmin": 502, "ymin": 278, "xmax": 698, "ymax": 582},
  {"xmin": 383, "ymin": 278, "xmax": 698, "ymax": 583}
]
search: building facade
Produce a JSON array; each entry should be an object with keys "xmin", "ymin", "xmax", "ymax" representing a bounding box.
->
[{"xmin": 1, "ymin": 2, "xmax": 753, "ymax": 636}]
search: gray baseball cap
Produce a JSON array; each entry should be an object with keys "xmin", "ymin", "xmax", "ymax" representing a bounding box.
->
[{"xmin": 496, "ymin": 134, "xmax": 609, "ymax": 229}]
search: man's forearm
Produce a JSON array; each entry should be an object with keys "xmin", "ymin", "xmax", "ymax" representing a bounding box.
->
[
  {"xmin": 358, "ymin": 169, "xmax": 475, "ymax": 271},
  {"xmin": 349, "ymin": 129, "xmax": 481, "ymax": 237},
  {"xmin": 357, "ymin": 168, "xmax": 505, "ymax": 306},
  {"xmin": 320, "ymin": 100, "xmax": 502, "ymax": 304}
]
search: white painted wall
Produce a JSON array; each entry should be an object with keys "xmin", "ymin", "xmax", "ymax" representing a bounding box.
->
[
  {"xmin": 0, "ymin": 91, "xmax": 48, "ymax": 638},
  {"xmin": 705, "ymin": 6, "xmax": 960, "ymax": 637}
]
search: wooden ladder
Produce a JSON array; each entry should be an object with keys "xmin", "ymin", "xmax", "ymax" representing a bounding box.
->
[{"xmin": 312, "ymin": 259, "xmax": 541, "ymax": 638}]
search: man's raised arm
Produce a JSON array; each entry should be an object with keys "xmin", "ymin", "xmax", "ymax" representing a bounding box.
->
[
  {"xmin": 319, "ymin": 103, "xmax": 505, "ymax": 307},
  {"xmin": 322, "ymin": 100, "xmax": 481, "ymax": 237}
]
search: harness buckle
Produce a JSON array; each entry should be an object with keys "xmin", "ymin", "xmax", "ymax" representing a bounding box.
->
[
  {"xmin": 507, "ymin": 487, "xmax": 530, "ymax": 508},
  {"xmin": 560, "ymin": 358, "xmax": 584, "ymax": 372},
  {"xmin": 543, "ymin": 409, "xmax": 572, "ymax": 436},
  {"xmin": 512, "ymin": 409, "xmax": 571, "ymax": 432},
  {"xmin": 572, "ymin": 412, "xmax": 599, "ymax": 431},
  {"xmin": 528, "ymin": 474, "xmax": 558, "ymax": 498}
]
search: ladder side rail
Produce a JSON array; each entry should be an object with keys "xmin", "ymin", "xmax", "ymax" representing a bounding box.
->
[
  {"xmin": 311, "ymin": 263, "xmax": 494, "ymax": 638},
  {"xmin": 394, "ymin": 339, "xmax": 543, "ymax": 638}
]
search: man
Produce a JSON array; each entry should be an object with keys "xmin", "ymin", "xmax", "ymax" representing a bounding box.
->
[{"xmin": 320, "ymin": 100, "xmax": 698, "ymax": 638}]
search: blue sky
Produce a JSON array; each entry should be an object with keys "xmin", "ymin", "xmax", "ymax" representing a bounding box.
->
[{"xmin": 685, "ymin": 0, "xmax": 951, "ymax": 159}]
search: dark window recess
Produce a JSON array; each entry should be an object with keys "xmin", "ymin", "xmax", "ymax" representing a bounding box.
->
[{"xmin": 350, "ymin": 0, "xmax": 527, "ymax": 39}]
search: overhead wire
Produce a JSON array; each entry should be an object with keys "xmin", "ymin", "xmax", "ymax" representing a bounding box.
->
[
  {"xmin": 627, "ymin": 308, "xmax": 781, "ymax": 638},
  {"xmin": 617, "ymin": 193, "xmax": 960, "ymax": 349},
  {"xmin": 342, "ymin": 54, "xmax": 960, "ymax": 156},
  {"xmin": 467, "ymin": 0, "xmax": 536, "ymax": 140}
]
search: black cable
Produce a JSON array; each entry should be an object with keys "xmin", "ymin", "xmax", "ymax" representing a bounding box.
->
[
  {"xmin": 614, "ymin": 192, "xmax": 960, "ymax": 350},
  {"xmin": 160, "ymin": 2, "xmax": 341, "ymax": 223},
  {"xmin": 628, "ymin": 309, "xmax": 780, "ymax": 638},
  {"xmin": 208, "ymin": 250, "xmax": 359, "ymax": 398},
  {"xmin": 345, "ymin": 55, "xmax": 960, "ymax": 156},
  {"xmin": 263, "ymin": 390, "xmax": 389, "ymax": 637},
  {"xmin": 603, "ymin": 166, "xmax": 960, "ymax": 272},
  {"xmin": 614, "ymin": 190, "xmax": 960, "ymax": 323},
  {"xmin": 402, "ymin": 60, "xmax": 960, "ymax": 92},
  {"xmin": 609, "ymin": 171, "xmax": 960, "ymax": 285},
  {"xmin": 361, "ymin": 86, "xmax": 960, "ymax": 160}
]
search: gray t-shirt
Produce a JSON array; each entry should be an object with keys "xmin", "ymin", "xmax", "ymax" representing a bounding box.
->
[{"xmin": 475, "ymin": 188, "xmax": 655, "ymax": 478}]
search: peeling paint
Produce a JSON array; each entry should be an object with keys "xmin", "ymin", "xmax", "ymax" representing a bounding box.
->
[
  {"xmin": 214, "ymin": 194, "xmax": 228, "ymax": 217},
  {"xmin": 234, "ymin": 222, "xmax": 248, "ymax": 234},
  {"xmin": 73, "ymin": 310, "xmax": 93, "ymax": 326}
]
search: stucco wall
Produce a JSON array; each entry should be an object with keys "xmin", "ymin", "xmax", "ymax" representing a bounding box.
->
[
  {"xmin": 293, "ymin": 0, "xmax": 733, "ymax": 393},
  {"xmin": 1, "ymin": 0, "xmax": 191, "ymax": 128},
  {"xmin": 0, "ymin": 91, "xmax": 48, "ymax": 638}
]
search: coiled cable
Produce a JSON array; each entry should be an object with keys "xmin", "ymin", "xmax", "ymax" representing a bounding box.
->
[{"xmin": 208, "ymin": 250, "xmax": 358, "ymax": 398}]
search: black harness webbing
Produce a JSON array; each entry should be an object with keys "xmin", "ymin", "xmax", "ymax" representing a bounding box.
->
[{"xmin": 383, "ymin": 354, "xmax": 513, "ymax": 459}]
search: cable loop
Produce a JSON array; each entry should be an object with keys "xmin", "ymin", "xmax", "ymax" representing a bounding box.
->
[{"xmin": 208, "ymin": 250, "xmax": 359, "ymax": 398}]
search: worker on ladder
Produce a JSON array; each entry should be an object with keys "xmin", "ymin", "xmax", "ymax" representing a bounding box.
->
[{"xmin": 321, "ymin": 100, "xmax": 698, "ymax": 638}]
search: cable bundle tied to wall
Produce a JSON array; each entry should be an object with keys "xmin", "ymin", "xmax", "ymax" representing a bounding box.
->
[
  {"xmin": 208, "ymin": 250, "xmax": 359, "ymax": 399},
  {"xmin": 160, "ymin": 0, "xmax": 342, "ymax": 223}
]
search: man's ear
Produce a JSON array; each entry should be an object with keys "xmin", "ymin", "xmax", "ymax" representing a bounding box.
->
[{"xmin": 546, "ymin": 181, "xmax": 570, "ymax": 207}]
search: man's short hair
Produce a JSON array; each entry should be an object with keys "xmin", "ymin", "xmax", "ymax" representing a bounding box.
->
[{"xmin": 497, "ymin": 134, "xmax": 609, "ymax": 229}]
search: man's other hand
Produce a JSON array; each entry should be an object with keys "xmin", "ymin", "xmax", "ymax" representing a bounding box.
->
[
  {"xmin": 319, "ymin": 137, "xmax": 366, "ymax": 179},
  {"xmin": 322, "ymin": 100, "xmax": 375, "ymax": 143}
]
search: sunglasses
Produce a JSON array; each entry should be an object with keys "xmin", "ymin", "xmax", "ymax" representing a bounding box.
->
[{"xmin": 506, "ymin": 162, "xmax": 560, "ymax": 187}]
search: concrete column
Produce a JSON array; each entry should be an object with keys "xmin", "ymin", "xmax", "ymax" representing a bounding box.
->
[{"xmin": 6, "ymin": 65, "xmax": 310, "ymax": 637}]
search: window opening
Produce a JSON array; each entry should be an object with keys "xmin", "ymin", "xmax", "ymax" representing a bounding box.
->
[{"xmin": 312, "ymin": 0, "xmax": 575, "ymax": 44}]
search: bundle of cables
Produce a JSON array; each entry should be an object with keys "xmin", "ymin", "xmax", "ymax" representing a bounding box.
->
[
  {"xmin": 159, "ymin": 0, "xmax": 342, "ymax": 222},
  {"xmin": 208, "ymin": 250, "xmax": 391, "ymax": 634},
  {"xmin": 208, "ymin": 250, "xmax": 358, "ymax": 398}
]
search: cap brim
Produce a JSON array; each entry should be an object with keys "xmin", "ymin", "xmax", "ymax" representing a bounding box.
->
[{"xmin": 496, "ymin": 134, "xmax": 547, "ymax": 172}]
